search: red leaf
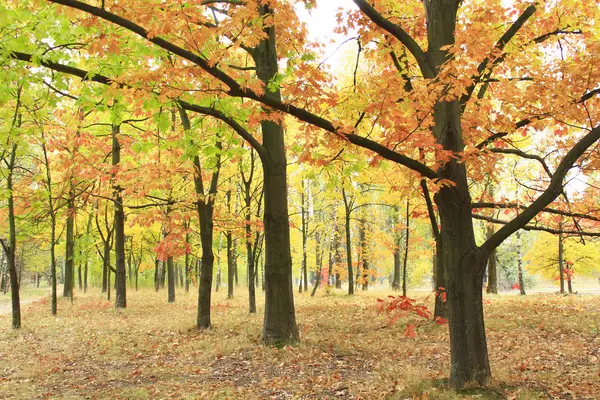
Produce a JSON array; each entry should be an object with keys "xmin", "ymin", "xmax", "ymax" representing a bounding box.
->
[{"xmin": 403, "ymin": 324, "xmax": 416, "ymax": 339}]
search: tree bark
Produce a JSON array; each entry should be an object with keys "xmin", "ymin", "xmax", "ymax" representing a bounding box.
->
[
  {"xmin": 254, "ymin": 3, "xmax": 299, "ymax": 344},
  {"xmin": 342, "ymin": 188, "xmax": 354, "ymax": 295},
  {"xmin": 63, "ymin": 196, "xmax": 75, "ymax": 299},
  {"xmin": 402, "ymin": 198, "xmax": 410, "ymax": 297},
  {"xmin": 112, "ymin": 124, "xmax": 127, "ymax": 309},
  {"xmin": 4, "ymin": 141, "xmax": 21, "ymax": 329},
  {"xmin": 167, "ymin": 256, "xmax": 175, "ymax": 303},
  {"xmin": 516, "ymin": 230, "xmax": 526, "ymax": 295}
]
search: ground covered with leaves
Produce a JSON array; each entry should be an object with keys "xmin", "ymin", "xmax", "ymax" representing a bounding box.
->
[{"xmin": 0, "ymin": 287, "xmax": 599, "ymax": 399}]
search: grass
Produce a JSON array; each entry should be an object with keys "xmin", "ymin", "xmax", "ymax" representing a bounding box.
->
[{"xmin": 0, "ymin": 286, "xmax": 599, "ymax": 399}]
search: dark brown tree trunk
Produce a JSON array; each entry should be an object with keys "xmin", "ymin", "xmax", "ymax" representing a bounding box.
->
[
  {"xmin": 4, "ymin": 141, "xmax": 21, "ymax": 329},
  {"xmin": 423, "ymin": 0, "xmax": 491, "ymax": 386},
  {"xmin": 185, "ymin": 231, "xmax": 191, "ymax": 293},
  {"xmin": 112, "ymin": 124, "xmax": 127, "ymax": 309},
  {"xmin": 63, "ymin": 196, "xmax": 75, "ymax": 299},
  {"xmin": 241, "ymin": 152, "xmax": 257, "ymax": 313},
  {"xmin": 358, "ymin": 217, "xmax": 369, "ymax": 291},
  {"xmin": 180, "ymin": 108, "xmax": 221, "ymax": 329},
  {"xmin": 154, "ymin": 258, "xmax": 160, "ymax": 292},
  {"xmin": 342, "ymin": 188, "xmax": 354, "ymax": 295},
  {"xmin": 167, "ymin": 256, "xmax": 175, "ymax": 303},
  {"xmin": 402, "ymin": 198, "xmax": 410, "ymax": 297},
  {"xmin": 254, "ymin": 4, "xmax": 299, "ymax": 344},
  {"xmin": 41, "ymin": 138, "xmax": 58, "ymax": 315}
]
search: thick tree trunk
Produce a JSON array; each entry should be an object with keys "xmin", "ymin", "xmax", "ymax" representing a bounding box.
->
[
  {"xmin": 424, "ymin": 0, "xmax": 491, "ymax": 387},
  {"xmin": 112, "ymin": 124, "xmax": 127, "ymax": 309},
  {"xmin": 167, "ymin": 256, "xmax": 175, "ymax": 303},
  {"xmin": 254, "ymin": 4, "xmax": 299, "ymax": 344}
]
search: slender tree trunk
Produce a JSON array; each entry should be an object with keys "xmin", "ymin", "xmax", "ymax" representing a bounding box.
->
[
  {"xmin": 342, "ymin": 189, "xmax": 354, "ymax": 295},
  {"xmin": 167, "ymin": 256, "xmax": 175, "ymax": 303},
  {"xmin": 402, "ymin": 198, "xmax": 410, "ymax": 297},
  {"xmin": 301, "ymin": 180, "xmax": 308, "ymax": 293},
  {"xmin": 5, "ymin": 142, "xmax": 21, "ymax": 328},
  {"xmin": 311, "ymin": 230, "xmax": 322, "ymax": 297},
  {"xmin": 516, "ymin": 230, "xmax": 526, "ymax": 295},
  {"xmin": 358, "ymin": 217, "xmax": 369, "ymax": 291},
  {"xmin": 392, "ymin": 206, "xmax": 402, "ymax": 291},
  {"xmin": 216, "ymin": 233, "xmax": 222, "ymax": 292},
  {"xmin": 154, "ymin": 258, "xmax": 160, "ymax": 292},
  {"xmin": 180, "ymin": 108, "xmax": 222, "ymax": 329},
  {"xmin": 112, "ymin": 124, "xmax": 127, "ymax": 309},
  {"xmin": 63, "ymin": 196, "xmax": 75, "ymax": 299},
  {"xmin": 185, "ymin": 233, "xmax": 190, "ymax": 293}
]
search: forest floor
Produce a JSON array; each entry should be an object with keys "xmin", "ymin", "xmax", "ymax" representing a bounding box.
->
[{"xmin": 0, "ymin": 286, "xmax": 599, "ymax": 400}]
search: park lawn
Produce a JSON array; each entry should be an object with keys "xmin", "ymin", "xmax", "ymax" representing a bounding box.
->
[{"xmin": 0, "ymin": 287, "xmax": 599, "ymax": 399}]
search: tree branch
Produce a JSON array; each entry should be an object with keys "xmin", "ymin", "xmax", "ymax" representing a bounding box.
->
[
  {"xmin": 472, "ymin": 202, "xmax": 600, "ymax": 223},
  {"xmin": 460, "ymin": 5, "xmax": 536, "ymax": 111},
  {"xmin": 352, "ymin": 0, "xmax": 434, "ymax": 78},
  {"xmin": 473, "ymin": 214, "xmax": 600, "ymax": 237},
  {"xmin": 481, "ymin": 124, "xmax": 600, "ymax": 254},
  {"xmin": 26, "ymin": 2, "xmax": 440, "ymax": 179}
]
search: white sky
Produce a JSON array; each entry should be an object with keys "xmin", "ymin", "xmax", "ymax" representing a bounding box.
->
[{"xmin": 294, "ymin": 0, "xmax": 357, "ymax": 68}]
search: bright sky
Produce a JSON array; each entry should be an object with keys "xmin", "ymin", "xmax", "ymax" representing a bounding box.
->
[{"xmin": 294, "ymin": 0, "xmax": 357, "ymax": 69}]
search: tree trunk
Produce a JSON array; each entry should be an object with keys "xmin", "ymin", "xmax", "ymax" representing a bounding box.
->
[
  {"xmin": 167, "ymin": 256, "xmax": 175, "ymax": 303},
  {"xmin": 392, "ymin": 206, "xmax": 401, "ymax": 291},
  {"xmin": 5, "ymin": 142, "xmax": 21, "ymax": 328},
  {"xmin": 424, "ymin": 0, "xmax": 491, "ymax": 386},
  {"xmin": 342, "ymin": 189, "xmax": 354, "ymax": 295},
  {"xmin": 311, "ymin": 230, "xmax": 322, "ymax": 297},
  {"xmin": 516, "ymin": 230, "xmax": 526, "ymax": 295},
  {"xmin": 154, "ymin": 258, "xmax": 160, "ymax": 292},
  {"xmin": 402, "ymin": 198, "xmax": 410, "ymax": 297},
  {"xmin": 301, "ymin": 180, "xmax": 308, "ymax": 293},
  {"xmin": 359, "ymin": 217, "xmax": 369, "ymax": 291},
  {"xmin": 112, "ymin": 124, "xmax": 127, "ymax": 309},
  {"xmin": 254, "ymin": 4, "xmax": 299, "ymax": 344},
  {"xmin": 63, "ymin": 196, "xmax": 75, "ymax": 299}
]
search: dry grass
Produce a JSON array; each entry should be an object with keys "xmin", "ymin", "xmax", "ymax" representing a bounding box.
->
[{"xmin": 0, "ymin": 286, "xmax": 599, "ymax": 399}]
